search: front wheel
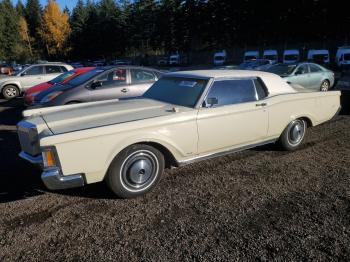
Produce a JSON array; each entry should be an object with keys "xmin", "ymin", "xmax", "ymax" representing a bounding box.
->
[
  {"xmin": 106, "ymin": 144, "xmax": 165, "ymax": 198},
  {"xmin": 2, "ymin": 85, "xmax": 19, "ymax": 100},
  {"xmin": 320, "ymin": 80, "xmax": 330, "ymax": 91},
  {"xmin": 278, "ymin": 119, "xmax": 306, "ymax": 151}
]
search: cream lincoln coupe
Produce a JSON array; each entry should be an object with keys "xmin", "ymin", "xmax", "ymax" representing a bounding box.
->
[{"xmin": 17, "ymin": 70, "xmax": 341, "ymax": 198}]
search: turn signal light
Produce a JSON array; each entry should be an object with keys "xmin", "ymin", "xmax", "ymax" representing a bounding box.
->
[{"xmin": 43, "ymin": 149, "xmax": 56, "ymax": 168}]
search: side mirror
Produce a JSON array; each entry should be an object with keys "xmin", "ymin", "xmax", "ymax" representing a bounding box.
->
[
  {"xmin": 91, "ymin": 80, "xmax": 103, "ymax": 89},
  {"xmin": 205, "ymin": 97, "xmax": 218, "ymax": 107},
  {"xmin": 295, "ymin": 70, "xmax": 303, "ymax": 75},
  {"xmin": 20, "ymin": 72, "xmax": 26, "ymax": 76}
]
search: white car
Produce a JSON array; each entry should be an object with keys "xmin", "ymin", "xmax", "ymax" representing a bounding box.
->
[
  {"xmin": 0, "ymin": 63, "xmax": 73, "ymax": 99},
  {"xmin": 17, "ymin": 70, "xmax": 341, "ymax": 198}
]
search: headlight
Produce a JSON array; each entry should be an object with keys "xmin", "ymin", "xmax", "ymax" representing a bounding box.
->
[
  {"xmin": 41, "ymin": 91, "xmax": 62, "ymax": 103},
  {"xmin": 42, "ymin": 148, "xmax": 58, "ymax": 169}
]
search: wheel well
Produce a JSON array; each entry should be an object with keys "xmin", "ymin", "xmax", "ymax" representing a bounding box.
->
[
  {"xmin": 2, "ymin": 84, "xmax": 20, "ymax": 93},
  {"xmin": 136, "ymin": 142, "xmax": 178, "ymax": 168},
  {"xmin": 299, "ymin": 117, "xmax": 313, "ymax": 128}
]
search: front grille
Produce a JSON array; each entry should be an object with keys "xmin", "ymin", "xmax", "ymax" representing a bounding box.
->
[{"xmin": 17, "ymin": 121, "xmax": 40, "ymax": 156}]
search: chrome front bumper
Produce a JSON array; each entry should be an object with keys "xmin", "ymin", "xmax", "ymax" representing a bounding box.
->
[
  {"xmin": 42, "ymin": 168, "xmax": 85, "ymax": 190},
  {"xmin": 19, "ymin": 151, "xmax": 85, "ymax": 190}
]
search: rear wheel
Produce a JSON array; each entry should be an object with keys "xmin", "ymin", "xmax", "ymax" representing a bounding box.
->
[
  {"xmin": 278, "ymin": 119, "xmax": 306, "ymax": 151},
  {"xmin": 320, "ymin": 80, "xmax": 330, "ymax": 91},
  {"xmin": 106, "ymin": 144, "xmax": 165, "ymax": 198},
  {"xmin": 2, "ymin": 85, "xmax": 19, "ymax": 100}
]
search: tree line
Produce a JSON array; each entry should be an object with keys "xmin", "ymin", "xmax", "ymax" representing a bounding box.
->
[{"xmin": 0, "ymin": 0, "xmax": 349, "ymax": 63}]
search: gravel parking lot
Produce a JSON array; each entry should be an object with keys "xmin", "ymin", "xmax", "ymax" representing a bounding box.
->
[{"xmin": 0, "ymin": 98, "xmax": 350, "ymax": 261}]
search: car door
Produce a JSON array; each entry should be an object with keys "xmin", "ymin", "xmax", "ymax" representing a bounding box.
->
[
  {"xmin": 44, "ymin": 65, "xmax": 63, "ymax": 82},
  {"xmin": 287, "ymin": 64, "xmax": 311, "ymax": 88},
  {"xmin": 308, "ymin": 64, "xmax": 324, "ymax": 89},
  {"xmin": 129, "ymin": 68, "xmax": 158, "ymax": 97},
  {"xmin": 87, "ymin": 68, "xmax": 130, "ymax": 102},
  {"xmin": 196, "ymin": 78, "xmax": 269, "ymax": 154},
  {"xmin": 21, "ymin": 65, "xmax": 45, "ymax": 90}
]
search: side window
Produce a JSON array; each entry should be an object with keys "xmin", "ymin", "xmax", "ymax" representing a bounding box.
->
[
  {"xmin": 45, "ymin": 66, "xmax": 62, "ymax": 74},
  {"xmin": 25, "ymin": 66, "xmax": 44, "ymax": 75},
  {"xmin": 60, "ymin": 66, "xmax": 68, "ymax": 72},
  {"xmin": 205, "ymin": 79, "xmax": 257, "ymax": 107},
  {"xmin": 131, "ymin": 69, "xmax": 156, "ymax": 83},
  {"xmin": 254, "ymin": 78, "xmax": 268, "ymax": 99},
  {"xmin": 295, "ymin": 65, "xmax": 309, "ymax": 75},
  {"xmin": 97, "ymin": 69, "xmax": 127, "ymax": 87},
  {"xmin": 309, "ymin": 64, "xmax": 322, "ymax": 73}
]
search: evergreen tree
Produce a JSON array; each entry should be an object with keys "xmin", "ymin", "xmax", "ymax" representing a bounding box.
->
[
  {"xmin": 15, "ymin": 0, "xmax": 25, "ymax": 17},
  {"xmin": 25, "ymin": 0, "xmax": 42, "ymax": 38},
  {"xmin": 0, "ymin": 0, "xmax": 21, "ymax": 61}
]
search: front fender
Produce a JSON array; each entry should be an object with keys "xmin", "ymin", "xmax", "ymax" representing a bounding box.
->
[
  {"xmin": 104, "ymin": 134, "xmax": 186, "ymax": 174},
  {"xmin": 0, "ymin": 80, "xmax": 22, "ymax": 92}
]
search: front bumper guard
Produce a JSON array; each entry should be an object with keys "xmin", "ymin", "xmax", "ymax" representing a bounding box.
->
[
  {"xmin": 19, "ymin": 151, "xmax": 85, "ymax": 190},
  {"xmin": 42, "ymin": 168, "xmax": 85, "ymax": 190}
]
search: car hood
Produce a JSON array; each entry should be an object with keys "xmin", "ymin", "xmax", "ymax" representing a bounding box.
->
[
  {"xmin": 24, "ymin": 98, "xmax": 187, "ymax": 135},
  {"xmin": 26, "ymin": 82, "xmax": 53, "ymax": 95}
]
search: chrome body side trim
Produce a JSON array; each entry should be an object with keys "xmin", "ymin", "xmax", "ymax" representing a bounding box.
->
[
  {"xmin": 178, "ymin": 139, "xmax": 278, "ymax": 166},
  {"xmin": 41, "ymin": 168, "xmax": 85, "ymax": 190},
  {"xmin": 19, "ymin": 151, "xmax": 43, "ymax": 165}
]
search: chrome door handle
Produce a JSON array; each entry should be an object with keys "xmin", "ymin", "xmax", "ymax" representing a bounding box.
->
[
  {"xmin": 256, "ymin": 102, "xmax": 267, "ymax": 107},
  {"xmin": 121, "ymin": 88, "xmax": 128, "ymax": 93}
]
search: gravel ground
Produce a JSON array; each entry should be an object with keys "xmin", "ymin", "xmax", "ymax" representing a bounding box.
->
[{"xmin": 0, "ymin": 97, "xmax": 350, "ymax": 261}]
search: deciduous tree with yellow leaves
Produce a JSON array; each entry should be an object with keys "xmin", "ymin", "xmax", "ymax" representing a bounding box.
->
[
  {"xmin": 18, "ymin": 16, "xmax": 33, "ymax": 57},
  {"xmin": 38, "ymin": 0, "xmax": 71, "ymax": 57}
]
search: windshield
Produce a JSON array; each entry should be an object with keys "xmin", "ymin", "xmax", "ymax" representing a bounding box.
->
[
  {"xmin": 264, "ymin": 55, "xmax": 277, "ymax": 60},
  {"xmin": 266, "ymin": 64, "xmax": 296, "ymax": 76},
  {"xmin": 48, "ymin": 71, "xmax": 76, "ymax": 84},
  {"xmin": 65, "ymin": 68, "xmax": 106, "ymax": 86},
  {"xmin": 284, "ymin": 54, "xmax": 299, "ymax": 61},
  {"xmin": 143, "ymin": 77, "xmax": 208, "ymax": 107}
]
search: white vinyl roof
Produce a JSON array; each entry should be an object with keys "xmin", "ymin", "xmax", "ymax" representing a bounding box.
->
[{"xmin": 165, "ymin": 70, "xmax": 296, "ymax": 96}]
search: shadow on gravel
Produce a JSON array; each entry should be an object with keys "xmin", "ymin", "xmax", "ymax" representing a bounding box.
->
[{"xmin": 0, "ymin": 99, "xmax": 46, "ymax": 203}]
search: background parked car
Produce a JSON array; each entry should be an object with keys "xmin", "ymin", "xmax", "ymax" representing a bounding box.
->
[
  {"xmin": 213, "ymin": 50, "xmax": 227, "ymax": 66},
  {"xmin": 263, "ymin": 50, "xmax": 278, "ymax": 64},
  {"xmin": 238, "ymin": 59, "xmax": 273, "ymax": 70},
  {"xmin": 264, "ymin": 62, "xmax": 334, "ymax": 91},
  {"xmin": 24, "ymin": 67, "xmax": 96, "ymax": 106},
  {"xmin": 33, "ymin": 66, "xmax": 164, "ymax": 107},
  {"xmin": 336, "ymin": 46, "xmax": 350, "ymax": 71},
  {"xmin": 243, "ymin": 50, "xmax": 259, "ymax": 62},
  {"xmin": 307, "ymin": 49, "xmax": 330, "ymax": 66},
  {"xmin": 0, "ymin": 63, "xmax": 73, "ymax": 99},
  {"xmin": 283, "ymin": 49, "xmax": 300, "ymax": 64},
  {"xmin": 0, "ymin": 64, "xmax": 13, "ymax": 75}
]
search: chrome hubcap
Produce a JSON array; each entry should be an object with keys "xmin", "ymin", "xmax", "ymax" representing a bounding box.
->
[
  {"xmin": 321, "ymin": 81, "xmax": 329, "ymax": 91},
  {"xmin": 4, "ymin": 87, "xmax": 17, "ymax": 97},
  {"xmin": 288, "ymin": 120, "xmax": 305, "ymax": 145},
  {"xmin": 120, "ymin": 150, "xmax": 159, "ymax": 191}
]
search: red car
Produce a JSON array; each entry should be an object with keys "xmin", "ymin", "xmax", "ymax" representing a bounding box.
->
[{"xmin": 24, "ymin": 67, "xmax": 95, "ymax": 106}]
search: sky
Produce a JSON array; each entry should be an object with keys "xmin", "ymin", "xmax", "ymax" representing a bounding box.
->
[{"xmin": 12, "ymin": 0, "xmax": 79, "ymax": 11}]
